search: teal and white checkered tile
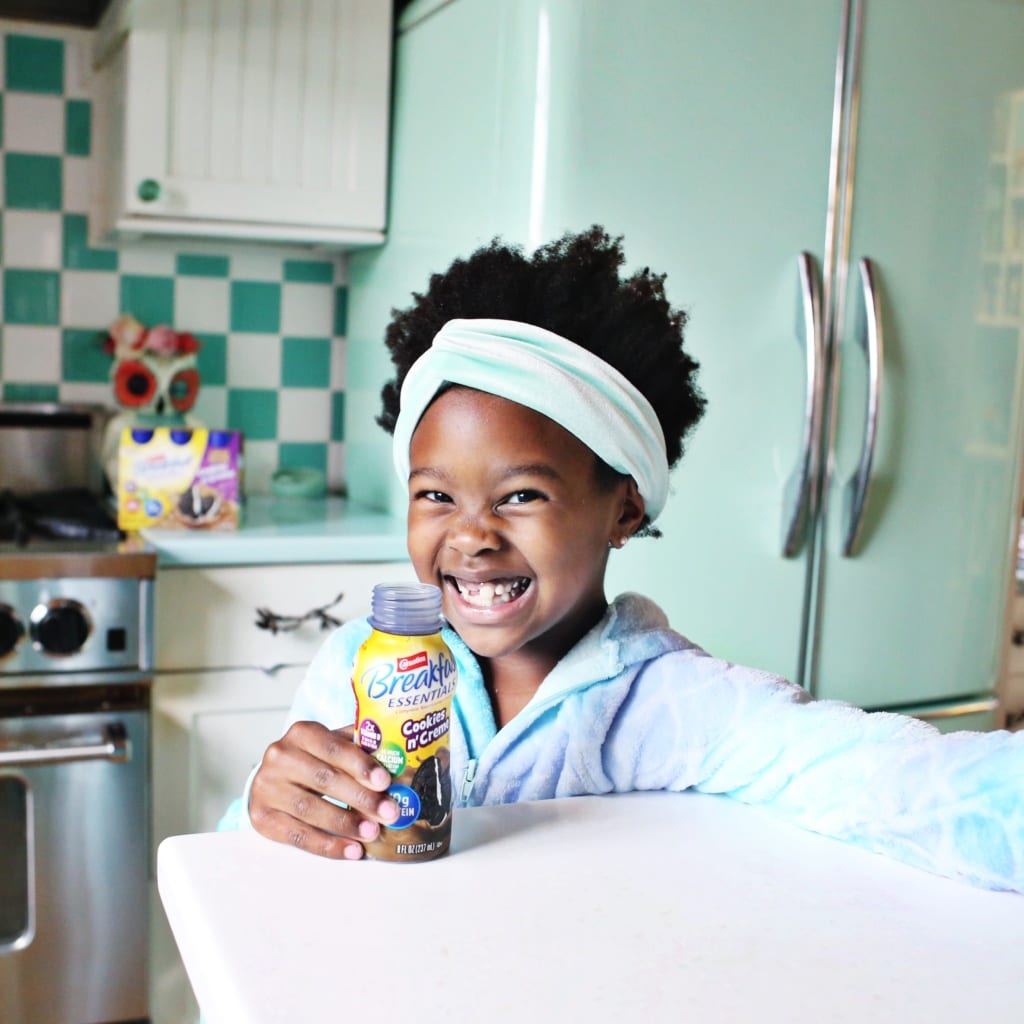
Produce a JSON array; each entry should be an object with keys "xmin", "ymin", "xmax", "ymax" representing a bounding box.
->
[{"xmin": 0, "ymin": 25, "xmax": 351, "ymax": 494}]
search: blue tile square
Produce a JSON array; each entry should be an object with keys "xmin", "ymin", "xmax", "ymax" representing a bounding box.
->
[
  {"xmin": 333, "ymin": 286, "xmax": 348, "ymax": 336},
  {"xmin": 227, "ymin": 388, "xmax": 278, "ymax": 441},
  {"xmin": 120, "ymin": 275, "xmax": 175, "ymax": 326},
  {"xmin": 4, "ymin": 269, "xmax": 60, "ymax": 324},
  {"xmin": 3, "ymin": 381, "xmax": 60, "ymax": 403},
  {"xmin": 65, "ymin": 99, "xmax": 92, "ymax": 156},
  {"xmin": 5, "ymin": 153, "xmax": 62, "ymax": 210},
  {"xmin": 331, "ymin": 391, "xmax": 345, "ymax": 442},
  {"xmin": 177, "ymin": 253, "xmax": 230, "ymax": 277},
  {"xmin": 230, "ymin": 281, "xmax": 281, "ymax": 333},
  {"xmin": 282, "ymin": 336, "xmax": 331, "ymax": 387},
  {"xmin": 5, "ymin": 35, "xmax": 64, "ymax": 94},
  {"xmin": 196, "ymin": 332, "xmax": 228, "ymax": 387},
  {"xmin": 62, "ymin": 328, "xmax": 110, "ymax": 383},
  {"xmin": 284, "ymin": 259, "xmax": 334, "ymax": 284},
  {"xmin": 279, "ymin": 442, "xmax": 328, "ymax": 475}
]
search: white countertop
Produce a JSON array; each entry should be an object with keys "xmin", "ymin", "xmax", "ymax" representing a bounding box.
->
[
  {"xmin": 140, "ymin": 496, "xmax": 408, "ymax": 566},
  {"xmin": 158, "ymin": 792, "xmax": 1024, "ymax": 1023}
]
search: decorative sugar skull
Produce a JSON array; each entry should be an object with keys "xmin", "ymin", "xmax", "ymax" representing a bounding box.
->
[
  {"xmin": 101, "ymin": 315, "xmax": 204, "ymax": 493},
  {"xmin": 105, "ymin": 316, "xmax": 202, "ymax": 416}
]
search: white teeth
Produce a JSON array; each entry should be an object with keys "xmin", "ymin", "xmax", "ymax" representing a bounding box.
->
[{"xmin": 452, "ymin": 576, "xmax": 528, "ymax": 608}]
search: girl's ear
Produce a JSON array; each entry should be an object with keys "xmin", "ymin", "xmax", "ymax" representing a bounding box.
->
[{"xmin": 613, "ymin": 477, "xmax": 646, "ymax": 544}]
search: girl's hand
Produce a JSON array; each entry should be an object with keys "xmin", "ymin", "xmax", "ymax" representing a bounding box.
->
[{"xmin": 248, "ymin": 721, "xmax": 400, "ymax": 859}]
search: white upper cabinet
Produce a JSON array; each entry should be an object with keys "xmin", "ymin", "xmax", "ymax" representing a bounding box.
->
[{"xmin": 92, "ymin": 0, "xmax": 392, "ymax": 247}]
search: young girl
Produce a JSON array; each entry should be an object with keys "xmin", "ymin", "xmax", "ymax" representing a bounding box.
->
[{"xmin": 230, "ymin": 227, "xmax": 1023, "ymax": 893}]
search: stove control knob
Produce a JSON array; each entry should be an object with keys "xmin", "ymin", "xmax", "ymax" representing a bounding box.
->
[
  {"xmin": 30, "ymin": 599, "xmax": 92, "ymax": 656},
  {"xmin": 0, "ymin": 604, "xmax": 25, "ymax": 660}
]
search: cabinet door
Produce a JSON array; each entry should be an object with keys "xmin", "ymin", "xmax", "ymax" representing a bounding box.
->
[
  {"xmin": 152, "ymin": 665, "xmax": 305, "ymax": 844},
  {"xmin": 154, "ymin": 666, "xmax": 304, "ymax": 837},
  {"xmin": 190, "ymin": 703, "xmax": 290, "ymax": 832},
  {"xmin": 121, "ymin": 0, "xmax": 390, "ymax": 236},
  {"xmin": 813, "ymin": 0, "xmax": 1024, "ymax": 706},
  {"xmin": 151, "ymin": 664, "xmax": 305, "ymax": 1024}
]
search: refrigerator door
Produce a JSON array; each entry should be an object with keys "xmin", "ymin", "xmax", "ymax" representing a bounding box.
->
[
  {"xmin": 540, "ymin": 0, "xmax": 843, "ymax": 682},
  {"xmin": 810, "ymin": 0, "xmax": 1024, "ymax": 707}
]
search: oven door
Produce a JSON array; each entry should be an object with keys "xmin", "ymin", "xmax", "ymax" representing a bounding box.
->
[{"xmin": 0, "ymin": 685, "xmax": 150, "ymax": 1024}]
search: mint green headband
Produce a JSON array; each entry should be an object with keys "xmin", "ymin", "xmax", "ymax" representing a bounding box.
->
[{"xmin": 392, "ymin": 318, "xmax": 670, "ymax": 521}]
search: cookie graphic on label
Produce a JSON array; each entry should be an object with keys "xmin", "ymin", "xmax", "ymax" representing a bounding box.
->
[{"xmin": 411, "ymin": 750, "xmax": 452, "ymax": 826}]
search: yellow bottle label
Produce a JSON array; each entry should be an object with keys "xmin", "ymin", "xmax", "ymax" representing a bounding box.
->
[{"xmin": 352, "ymin": 628, "xmax": 457, "ymax": 861}]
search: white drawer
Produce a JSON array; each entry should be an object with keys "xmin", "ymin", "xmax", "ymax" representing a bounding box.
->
[{"xmin": 155, "ymin": 561, "xmax": 416, "ymax": 671}]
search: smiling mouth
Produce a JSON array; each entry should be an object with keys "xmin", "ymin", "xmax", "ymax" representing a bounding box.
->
[{"xmin": 447, "ymin": 575, "xmax": 531, "ymax": 609}]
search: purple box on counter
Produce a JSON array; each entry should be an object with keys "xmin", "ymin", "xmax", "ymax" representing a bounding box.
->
[{"xmin": 117, "ymin": 427, "xmax": 243, "ymax": 530}]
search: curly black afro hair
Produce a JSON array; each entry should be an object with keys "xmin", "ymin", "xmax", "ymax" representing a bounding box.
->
[{"xmin": 377, "ymin": 226, "xmax": 706, "ymax": 535}]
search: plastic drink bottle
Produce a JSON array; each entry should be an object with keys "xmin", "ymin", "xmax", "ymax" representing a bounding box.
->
[{"xmin": 352, "ymin": 582, "xmax": 457, "ymax": 862}]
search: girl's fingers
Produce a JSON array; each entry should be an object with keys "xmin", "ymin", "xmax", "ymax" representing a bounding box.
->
[
  {"xmin": 248, "ymin": 720, "xmax": 401, "ymax": 859},
  {"xmin": 305, "ymin": 722, "xmax": 396, "ymax": 796},
  {"xmin": 252, "ymin": 767, "xmax": 378, "ymax": 837},
  {"xmin": 249, "ymin": 770, "xmax": 386, "ymax": 859},
  {"xmin": 258, "ymin": 723, "xmax": 399, "ymax": 824},
  {"xmin": 252, "ymin": 805, "xmax": 369, "ymax": 861}
]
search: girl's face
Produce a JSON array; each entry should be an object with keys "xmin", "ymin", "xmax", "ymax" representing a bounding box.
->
[{"xmin": 406, "ymin": 387, "xmax": 643, "ymax": 667}]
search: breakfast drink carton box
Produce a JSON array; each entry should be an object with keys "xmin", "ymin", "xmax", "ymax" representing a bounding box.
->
[{"xmin": 117, "ymin": 427, "xmax": 242, "ymax": 530}]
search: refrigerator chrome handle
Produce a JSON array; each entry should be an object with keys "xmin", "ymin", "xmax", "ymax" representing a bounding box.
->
[
  {"xmin": 0, "ymin": 723, "xmax": 130, "ymax": 768},
  {"xmin": 840, "ymin": 257, "xmax": 883, "ymax": 557},
  {"xmin": 782, "ymin": 252, "xmax": 824, "ymax": 557}
]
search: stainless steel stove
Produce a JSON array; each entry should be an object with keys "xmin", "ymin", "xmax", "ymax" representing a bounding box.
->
[{"xmin": 0, "ymin": 403, "xmax": 156, "ymax": 1024}]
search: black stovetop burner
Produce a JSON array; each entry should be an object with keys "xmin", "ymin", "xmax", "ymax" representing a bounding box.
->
[{"xmin": 0, "ymin": 488, "xmax": 123, "ymax": 547}]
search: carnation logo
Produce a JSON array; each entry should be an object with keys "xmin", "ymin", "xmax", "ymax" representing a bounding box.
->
[{"xmin": 397, "ymin": 651, "xmax": 428, "ymax": 672}]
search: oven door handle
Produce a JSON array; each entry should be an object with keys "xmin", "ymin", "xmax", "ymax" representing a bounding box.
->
[{"xmin": 0, "ymin": 723, "xmax": 130, "ymax": 767}]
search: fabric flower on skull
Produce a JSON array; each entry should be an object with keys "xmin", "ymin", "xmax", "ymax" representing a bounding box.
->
[{"xmin": 104, "ymin": 314, "xmax": 202, "ymax": 415}]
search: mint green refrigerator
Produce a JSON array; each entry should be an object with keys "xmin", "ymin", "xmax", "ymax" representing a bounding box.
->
[{"xmin": 347, "ymin": 0, "xmax": 1024, "ymax": 728}]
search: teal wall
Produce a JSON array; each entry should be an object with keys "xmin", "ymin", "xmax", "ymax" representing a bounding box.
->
[{"xmin": 346, "ymin": 0, "xmax": 544, "ymax": 514}]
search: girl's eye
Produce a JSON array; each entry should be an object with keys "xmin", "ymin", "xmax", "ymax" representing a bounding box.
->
[
  {"xmin": 415, "ymin": 489, "xmax": 453, "ymax": 504},
  {"xmin": 503, "ymin": 489, "xmax": 544, "ymax": 505}
]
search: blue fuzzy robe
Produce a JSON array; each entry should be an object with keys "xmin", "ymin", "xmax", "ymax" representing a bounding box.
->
[{"xmin": 223, "ymin": 593, "xmax": 1023, "ymax": 892}]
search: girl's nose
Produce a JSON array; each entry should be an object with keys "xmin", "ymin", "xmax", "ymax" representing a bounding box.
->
[{"xmin": 447, "ymin": 510, "xmax": 502, "ymax": 556}]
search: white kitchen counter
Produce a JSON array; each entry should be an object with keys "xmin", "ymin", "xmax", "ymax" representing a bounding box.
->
[
  {"xmin": 158, "ymin": 792, "xmax": 1023, "ymax": 1023},
  {"xmin": 139, "ymin": 495, "xmax": 408, "ymax": 567}
]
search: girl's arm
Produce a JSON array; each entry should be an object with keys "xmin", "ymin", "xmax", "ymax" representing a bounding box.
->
[{"xmin": 612, "ymin": 653, "xmax": 1023, "ymax": 892}]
